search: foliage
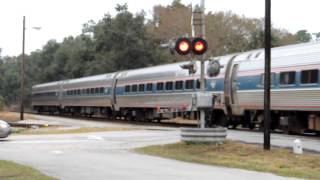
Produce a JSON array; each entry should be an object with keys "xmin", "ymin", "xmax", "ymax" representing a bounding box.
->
[
  {"xmin": 0, "ymin": 2, "xmax": 316, "ymax": 106},
  {"xmin": 295, "ymin": 30, "xmax": 312, "ymax": 43},
  {"xmin": 150, "ymin": 3, "xmax": 300, "ymax": 56},
  {"xmin": 0, "ymin": 95, "xmax": 4, "ymax": 111},
  {"xmin": 0, "ymin": 56, "xmax": 20, "ymax": 105}
]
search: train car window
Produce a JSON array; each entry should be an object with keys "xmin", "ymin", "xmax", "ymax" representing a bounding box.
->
[
  {"xmin": 261, "ymin": 73, "xmax": 275, "ymax": 85},
  {"xmin": 280, "ymin": 71, "xmax": 296, "ymax": 85},
  {"xmin": 301, "ymin": 69, "xmax": 318, "ymax": 84},
  {"xmin": 77, "ymin": 89, "xmax": 81, "ymax": 95},
  {"xmin": 165, "ymin": 82, "xmax": 173, "ymax": 90},
  {"xmin": 157, "ymin": 82, "xmax": 164, "ymax": 91},
  {"xmin": 86, "ymin": 88, "xmax": 90, "ymax": 94},
  {"xmin": 185, "ymin": 80, "xmax": 194, "ymax": 89},
  {"xmin": 175, "ymin": 81, "xmax": 183, "ymax": 90},
  {"xmin": 146, "ymin": 83, "xmax": 153, "ymax": 91},
  {"xmin": 125, "ymin": 85, "xmax": 131, "ymax": 93},
  {"xmin": 91, "ymin": 88, "xmax": 95, "ymax": 94},
  {"xmin": 82, "ymin": 89, "xmax": 86, "ymax": 95},
  {"xmin": 138, "ymin": 84, "xmax": 145, "ymax": 92},
  {"xmin": 196, "ymin": 79, "xmax": 201, "ymax": 89},
  {"xmin": 132, "ymin": 85, "xmax": 138, "ymax": 92},
  {"xmin": 100, "ymin": 87, "xmax": 104, "ymax": 94},
  {"xmin": 95, "ymin": 88, "xmax": 99, "ymax": 94}
]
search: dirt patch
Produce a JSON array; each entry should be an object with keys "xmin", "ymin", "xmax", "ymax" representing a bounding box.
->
[{"xmin": 0, "ymin": 112, "xmax": 35, "ymax": 122}]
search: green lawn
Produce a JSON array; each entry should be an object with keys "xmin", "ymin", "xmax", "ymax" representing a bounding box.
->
[
  {"xmin": 136, "ymin": 141, "xmax": 320, "ymax": 179},
  {"xmin": 0, "ymin": 160, "xmax": 57, "ymax": 180}
]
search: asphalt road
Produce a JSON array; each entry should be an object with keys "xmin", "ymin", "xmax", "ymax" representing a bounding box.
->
[
  {"xmin": 0, "ymin": 115, "xmax": 316, "ymax": 179},
  {"xmin": 1, "ymin": 130, "xmax": 298, "ymax": 180},
  {"xmin": 30, "ymin": 114, "xmax": 320, "ymax": 152}
]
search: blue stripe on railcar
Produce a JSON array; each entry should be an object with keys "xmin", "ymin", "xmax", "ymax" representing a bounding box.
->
[
  {"xmin": 236, "ymin": 72, "xmax": 320, "ymax": 91},
  {"xmin": 205, "ymin": 79, "xmax": 224, "ymax": 91}
]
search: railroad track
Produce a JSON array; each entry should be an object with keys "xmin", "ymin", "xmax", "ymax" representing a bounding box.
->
[{"xmin": 30, "ymin": 112, "xmax": 320, "ymax": 137}]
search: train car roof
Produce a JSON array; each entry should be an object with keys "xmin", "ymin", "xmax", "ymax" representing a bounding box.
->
[
  {"xmin": 237, "ymin": 42, "xmax": 320, "ymax": 71},
  {"xmin": 64, "ymin": 73, "xmax": 116, "ymax": 84},
  {"xmin": 32, "ymin": 81, "xmax": 63, "ymax": 89},
  {"xmin": 33, "ymin": 72, "xmax": 117, "ymax": 89}
]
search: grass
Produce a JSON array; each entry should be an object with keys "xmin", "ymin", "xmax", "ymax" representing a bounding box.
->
[
  {"xmin": 136, "ymin": 141, "xmax": 320, "ymax": 179},
  {"xmin": 0, "ymin": 160, "xmax": 57, "ymax": 180},
  {"xmin": 0, "ymin": 111, "xmax": 35, "ymax": 122},
  {"xmin": 12, "ymin": 127, "xmax": 136, "ymax": 135}
]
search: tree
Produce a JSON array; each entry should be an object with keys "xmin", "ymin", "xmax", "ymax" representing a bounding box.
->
[
  {"xmin": 90, "ymin": 4, "xmax": 169, "ymax": 73},
  {"xmin": 295, "ymin": 30, "xmax": 312, "ymax": 43},
  {"xmin": 151, "ymin": 1, "xmax": 298, "ymax": 56},
  {"xmin": 0, "ymin": 95, "xmax": 4, "ymax": 111},
  {"xmin": 313, "ymin": 32, "xmax": 320, "ymax": 41}
]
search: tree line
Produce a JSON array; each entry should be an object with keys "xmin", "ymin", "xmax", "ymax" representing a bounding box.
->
[{"xmin": 0, "ymin": 1, "xmax": 316, "ymax": 107}]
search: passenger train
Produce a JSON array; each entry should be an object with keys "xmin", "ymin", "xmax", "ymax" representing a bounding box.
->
[{"xmin": 32, "ymin": 42, "xmax": 320, "ymax": 134}]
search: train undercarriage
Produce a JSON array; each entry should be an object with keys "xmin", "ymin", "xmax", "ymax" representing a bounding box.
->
[
  {"xmin": 211, "ymin": 109, "xmax": 320, "ymax": 135},
  {"xmin": 33, "ymin": 105, "xmax": 320, "ymax": 135}
]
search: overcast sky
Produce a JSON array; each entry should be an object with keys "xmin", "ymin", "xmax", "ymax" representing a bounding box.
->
[{"xmin": 0, "ymin": 0, "xmax": 319, "ymax": 56}]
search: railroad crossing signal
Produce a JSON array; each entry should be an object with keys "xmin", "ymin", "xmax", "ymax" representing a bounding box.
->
[
  {"xmin": 175, "ymin": 37, "xmax": 208, "ymax": 55},
  {"xmin": 192, "ymin": 37, "xmax": 208, "ymax": 55},
  {"xmin": 175, "ymin": 37, "xmax": 192, "ymax": 55}
]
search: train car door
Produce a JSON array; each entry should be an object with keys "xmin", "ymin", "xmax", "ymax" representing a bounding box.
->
[
  {"xmin": 224, "ymin": 56, "xmax": 242, "ymax": 116},
  {"xmin": 230, "ymin": 64, "xmax": 239, "ymax": 105},
  {"xmin": 111, "ymin": 72, "xmax": 121, "ymax": 111},
  {"xmin": 58, "ymin": 81, "xmax": 65, "ymax": 108}
]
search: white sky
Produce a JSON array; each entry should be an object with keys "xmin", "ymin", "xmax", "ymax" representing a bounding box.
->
[{"xmin": 0, "ymin": 0, "xmax": 319, "ymax": 56}]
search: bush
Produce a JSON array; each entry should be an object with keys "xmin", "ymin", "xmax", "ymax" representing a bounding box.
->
[{"xmin": 0, "ymin": 96, "xmax": 4, "ymax": 111}]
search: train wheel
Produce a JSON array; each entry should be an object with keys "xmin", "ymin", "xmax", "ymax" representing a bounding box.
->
[
  {"xmin": 216, "ymin": 114, "xmax": 229, "ymax": 127},
  {"xmin": 136, "ymin": 110, "xmax": 145, "ymax": 122},
  {"xmin": 124, "ymin": 112, "xmax": 133, "ymax": 121},
  {"xmin": 249, "ymin": 123, "xmax": 255, "ymax": 130}
]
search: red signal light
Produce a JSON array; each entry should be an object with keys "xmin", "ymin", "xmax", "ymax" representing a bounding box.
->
[
  {"xmin": 192, "ymin": 37, "xmax": 208, "ymax": 55},
  {"xmin": 194, "ymin": 41, "xmax": 204, "ymax": 51},
  {"xmin": 179, "ymin": 41, "xmax": 190, "ymax": 52},
  {"xmin": 175, "ymin": 37, "xmax": 192, "ymax": 55}
]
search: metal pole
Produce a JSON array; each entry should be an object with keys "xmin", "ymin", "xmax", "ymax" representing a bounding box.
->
[
  {"xmin": 200, "ymin": 0, "xmax": 205, "ymax": 39},
  {"xmin": 264, "ymin": 0, "xmax": 271, "ymax": 150},
  {"xmin": 20, "ymin": 16, "xmax": 25, "ymax": 120},
  {"xmin": 199, "ymin": 0, "xmax": 206, "ymax": 128}
]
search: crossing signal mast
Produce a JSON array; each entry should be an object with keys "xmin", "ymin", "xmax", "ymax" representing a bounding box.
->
[{"xmin": 174, "ymin": 0, "xmax": 213, "ymax": 128}]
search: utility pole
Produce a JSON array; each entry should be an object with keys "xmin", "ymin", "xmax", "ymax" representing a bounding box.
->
[
  {"xmin": 20, "ymin": 16, "xmax": 26, "ymax": 120},
  {"xmin": 264, "ymin": 0, "xmax": 271, "ymax": 150}
]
